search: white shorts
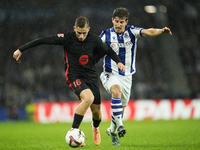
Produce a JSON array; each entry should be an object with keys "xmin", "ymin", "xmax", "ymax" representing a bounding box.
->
[{"xmin": 100, "ymin": 72, "xmax": 132, "ymax": 106}]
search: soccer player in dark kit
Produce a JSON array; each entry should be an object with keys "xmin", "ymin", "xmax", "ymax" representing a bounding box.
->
[{"xmin": 13, "ymin": 16, "xmax": 125, "ymax": 146}]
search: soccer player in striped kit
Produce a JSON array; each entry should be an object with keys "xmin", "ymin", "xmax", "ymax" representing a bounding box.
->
[{"xmin": 100, "ymin": 7, "xmax": 172, "ymax": 145}]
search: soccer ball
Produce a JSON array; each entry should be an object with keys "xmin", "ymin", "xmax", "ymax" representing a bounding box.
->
[{"xmin": 65, "ymin": 129, "xmax": 85, "ymax": 147}]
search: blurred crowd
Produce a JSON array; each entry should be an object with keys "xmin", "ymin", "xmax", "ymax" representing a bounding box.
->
[{"xmin": 0, "ymin": 0, "xmax": 200, "ymax": 109}]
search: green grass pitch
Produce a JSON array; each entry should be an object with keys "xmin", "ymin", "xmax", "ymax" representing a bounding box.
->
[{"xmin": 0, "ymin": 120, "xmax": 200, "ymax": 150}]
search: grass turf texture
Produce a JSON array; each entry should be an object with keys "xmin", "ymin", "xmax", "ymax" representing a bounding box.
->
[{"xmin": 0, "ymin": 120, "xmax": 200, "ymax": 150}]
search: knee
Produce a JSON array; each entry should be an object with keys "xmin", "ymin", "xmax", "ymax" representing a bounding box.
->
[
  {"xmin": 111, "ymin": 85, "xmax": 122, "ymax": 98},
  {"xmin": 80, "ymin": 89, "xmax": 94, "ymax": 107},
  {"xmin": 80, "ymin": 95, "xmax": 94, "ymax": 108},
  {"xmin": 84, "ymin": 96, "xmax": 94, "ymax": 107}
]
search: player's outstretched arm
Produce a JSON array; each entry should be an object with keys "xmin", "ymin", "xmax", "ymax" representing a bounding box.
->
[
  {"xmin": 13, "ymin": 49, "xmax": 22, "ymax": 62},
  {"xmin": 141, "ymin": 27, "xmax": 172, "ymax": 37},
  {"xmin": 161, "ymin": 27, "xmax": 172, "ymax": 35},
  {"xmin": 13, "ymin": 35, "xmax": 63, "ymax": 63}
]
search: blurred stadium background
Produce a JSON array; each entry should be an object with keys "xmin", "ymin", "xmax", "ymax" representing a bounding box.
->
[{"xmin": 0, "ymin": 0, "xmax": 200, "ymax": 121}]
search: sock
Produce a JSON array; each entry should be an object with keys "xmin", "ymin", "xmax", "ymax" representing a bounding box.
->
[
  {"xmin": 72, "ymin": 113, "xmax": 84, "ymax": 129},
  {"xmin": 92, "ymin": 118, "xmax": 101, "ymax": 128},
  {"xmin": 110, "ymin": 115, "xmax": 117, "ymax": 133},
  {"xmin": 111, "ymin": 97, "xmax": 123, "ymax": 128}
]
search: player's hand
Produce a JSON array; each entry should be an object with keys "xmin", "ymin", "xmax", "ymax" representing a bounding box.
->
[
  {"xmin": 117, "ymin": 62, "xmax": 125, "ymax": 72},
  {"xmin": 13, "ymin": 49, "xmax": 22, "ymax": 62},
  {"xmin": 162, "ymin": 27, "xmax": 172, "ymax": 35}
]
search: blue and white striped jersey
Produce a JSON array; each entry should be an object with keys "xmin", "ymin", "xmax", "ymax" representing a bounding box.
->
[{"xmin": 100, "ymin": 25, "xmax": 143, "ymax": 76}]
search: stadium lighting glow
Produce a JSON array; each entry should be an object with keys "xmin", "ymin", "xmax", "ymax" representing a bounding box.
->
[
  {"xmin": 144, "ymin": 5, "xmax": 157, "ymax": 13},
  {"xmin": 159, "ymin": 5, "xmax": 167, "ymax": 13}
]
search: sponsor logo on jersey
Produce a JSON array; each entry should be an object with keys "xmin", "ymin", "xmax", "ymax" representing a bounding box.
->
[
  {"xmin": 79, "ymin": 55, "xmax": 89, "ymax": 65},
  {"xmin": 57, "ymin": 33, "xmax": 64, "ymax": 37},
  {"xmin": 110, "ymin": 43, "xmax": 116, "ymax": 49},
  {"xmin": 117, "ymin": 41, "xmax": 132, "ymax": 47}
]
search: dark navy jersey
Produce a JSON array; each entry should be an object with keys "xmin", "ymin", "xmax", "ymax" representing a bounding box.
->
[{"xmin": 19, "ymin": 31, "xmax": 121, "ymax": 81}]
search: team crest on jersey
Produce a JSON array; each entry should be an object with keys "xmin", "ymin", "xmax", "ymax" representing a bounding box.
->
[
  {"xmin": 124, "ymin": 33, "xmax": 129, "ymax": 38},
  {"xmin": 57, "ymin": 33, "xmax": 64, "ymax": 37},
  {"xmin": 82, "ymin": 44, "xmax": 88, "ymax": 50},
  {"xmin": 110, "ymin": 43, "xmax": 116, "ymax": 49},
  {"xmin": 112, "ymin": 36, "xmax": 116, "ymax": 40}
]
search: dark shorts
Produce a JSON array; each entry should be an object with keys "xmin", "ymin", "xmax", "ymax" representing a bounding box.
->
[{"xmin": 66, "ymin": 77, "xmax": 101, "ymax": 105}]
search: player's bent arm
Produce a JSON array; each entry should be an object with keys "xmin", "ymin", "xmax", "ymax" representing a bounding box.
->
[
  {"xmin": 117, "ymin": 62, "xmax": 126, "ymax": 72},
  {"xmin": 13, "ymin": 49, "xmax": 22, "ymax": 62},
  {"xmin": 103, "ymin": 47, "xmax": 125, "ymax": 72},
  {"xmin": 141, "ymin": 27, "xmax": 172, "ymax": 37},
  {"xmin": 107, "ymin": 49, "xmax": 126, "ymax": 72},
  {"xmin": 106, "ymin": 49, "xmax": 121, "ymax": 64}
]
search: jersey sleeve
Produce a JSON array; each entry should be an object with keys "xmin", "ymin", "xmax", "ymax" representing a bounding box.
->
[
  {"xmin": 99, "ymin": 30, "xmax": 106, "ymax": 43},
  {"xmin": 130, "ymin": 25, "xmax": 144, "ymax": 38},
  {"xmin": 19, "ymin": 33, "xmax": 69, "ymax": 52},
  {"xmin": 94, "ymin": 35, "xmax": 121, "ymax": 64}
]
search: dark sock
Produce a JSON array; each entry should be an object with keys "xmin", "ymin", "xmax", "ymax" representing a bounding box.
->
[
  {"xmin": 92, "ymin": 118, "xmax": 101, "ymax": 128},
  {"xmin": 72, "ymin": 113, "xmax": 84, "ymax": 128}
]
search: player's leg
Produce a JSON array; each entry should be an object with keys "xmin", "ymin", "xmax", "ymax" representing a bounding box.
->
[
  {"xmin": 106, "ymin": 121, "xmax": 119, "ymax": 145},
  {"xmin": 100, "ymin": 72, "xmax": 122, "ymax": 145},
  {"xmin": 90, "ymin": 103, "xmax": 101, "ymax": 145},
  {"xmin": 75, "ymin": 89, "xmax": 94, "ymax": 115},
  {"xmin": 100, "ymin": 72, "xmax": 123, "ymax": 130},
  {"xmin": 72, "ymin": 89, "xmax": 94, "ymax": 128},
  {"xmin": 90, "ymin": 103, "xmax": 102, "ymax": 126},
  {"xmin": 106, "ymin": 106, "xmax": 126, "ymax": 145},
  {"xmin": 110, "ymin": 84, "xmax": 126, "ymax": 138},
  {"xmin": 89, "ymin": 81, "xmax": 102, "ymax": 145},
  {"xmin": 107, "ymin": 105, "xmax": 126, "ymax": 135},
  {"xmin": 113, "ymin": 74, "xmax": 132, "ymax": 136},
  {"xmin": 107, "ymin": 74, "xmax": 132, "ymax": 137},
  {"xmin": 104, "ymin": 84, "xmax": 124, "ymax": 145}
]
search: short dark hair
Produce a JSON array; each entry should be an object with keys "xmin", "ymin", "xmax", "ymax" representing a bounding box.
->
[
  {"xmin": 75, "ymin": 16, "xmax": 89, "ymax": 28},
  {"xmin": 112, "ymin": 7, "xmax": 130, "ymax": 20}
]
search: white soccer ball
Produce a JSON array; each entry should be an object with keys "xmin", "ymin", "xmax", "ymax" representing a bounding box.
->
[{"xmin": 65, "ymin": 128, "xmax": 85, "ymax": 147}]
